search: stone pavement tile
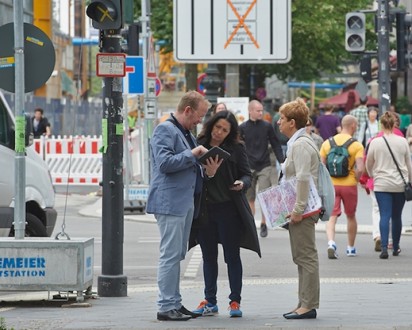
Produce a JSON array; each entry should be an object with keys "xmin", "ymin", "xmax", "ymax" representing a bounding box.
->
[{"xmin": 2, "ymin": 280, "xmax": 412, "ymax": 330}]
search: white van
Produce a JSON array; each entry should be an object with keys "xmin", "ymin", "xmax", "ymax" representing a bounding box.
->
[{"xmin": 0, "ymin": 91, "xmax": 57, "ymax": 237}]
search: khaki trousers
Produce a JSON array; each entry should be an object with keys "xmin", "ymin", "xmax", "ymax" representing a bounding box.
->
[{"xmin": 288, "ymin": 215, "xmax": 320, "ymax": 309}]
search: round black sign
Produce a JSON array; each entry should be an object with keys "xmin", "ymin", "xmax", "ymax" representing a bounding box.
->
[{"xmin": 0, "ymin": 23, "xmax": 56, "ymax": 93}]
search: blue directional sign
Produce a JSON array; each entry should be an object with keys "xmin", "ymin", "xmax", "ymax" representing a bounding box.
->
[{"xmin": 124, "ymin": 56, "xmax": 145, "ymax": 95}]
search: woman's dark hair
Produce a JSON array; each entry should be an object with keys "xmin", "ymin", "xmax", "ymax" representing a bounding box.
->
[
  {"xmin": 198, "ymin": 110, "xmax": 240, "ymax": 145},
  {"xmin": 367, "ymin": 107, "xmax": 378, "ymax": 116}
]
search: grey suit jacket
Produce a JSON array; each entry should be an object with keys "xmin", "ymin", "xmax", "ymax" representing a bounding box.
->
[{"xmin": 146, "ymin": 120, "xmax": 200, "ymax": 216}]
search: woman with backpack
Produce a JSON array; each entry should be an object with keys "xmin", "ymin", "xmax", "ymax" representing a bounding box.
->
[{"xmin": 277, "ymin": 98, "xmax": 321, "ymax": 320}]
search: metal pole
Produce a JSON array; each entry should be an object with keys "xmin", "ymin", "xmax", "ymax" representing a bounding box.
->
[
  {"xmin": 97, "ymin": 30, "xmax": 127, "ymax": 297},
  {"xmin": 123, "ymin": 94, "xmax": 131, "ymax": 201},
  {"xmin": 226, "ymin": 64, "xmax": 239, "ymax": 97},
  {"xmin": 141, "ymin": 0, "xmax": 156, "ymax": 186},
  {"xmin": 376, "ymin": 0, "xmax": 391, "ymax": 115},
  {"xmin": 141, "ymin": 0, "xmax": 149, "ymax": 185},
  {"xmin": 13, "ymin": 0, "xmax": 26, "ymax": 240}
]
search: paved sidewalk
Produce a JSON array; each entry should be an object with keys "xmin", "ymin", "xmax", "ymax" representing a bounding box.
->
[
  {"xmin": 1, "ymin": 278, "xmax": 412, "ymax": 329},
  {"xmin": 1, "ymin": 195, "xmax": 411, "ymax": 329}
]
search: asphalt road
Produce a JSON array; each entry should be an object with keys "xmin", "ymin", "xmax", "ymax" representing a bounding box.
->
[{"xmin": 50, "ymin": 187, "xmax": 412, "ymax": 287}]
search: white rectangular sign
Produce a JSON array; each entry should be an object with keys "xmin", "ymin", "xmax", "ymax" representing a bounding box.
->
[
  {"xmin": 96, "ymin": 53, "xmax": 126, "ymax": 77},
  {"xmin": 145, "ymin": 101, "xmax": 156, "ymax": 119},
  {"xmin": 217, "ymin": 97, "xmax": 249, "ymax": 125},
  {"xmin": 174, "ymin": 0, "xmax": 291, "ymax": 63}
]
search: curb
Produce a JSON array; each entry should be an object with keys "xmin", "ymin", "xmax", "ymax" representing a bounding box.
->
[{"xmin": 78, "ymin": 197, "xmax": 385, "ymax": 234}]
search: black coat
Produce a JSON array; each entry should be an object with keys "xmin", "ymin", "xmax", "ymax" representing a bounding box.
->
[
  {"xmin": 189, "ymin": 142, "xmax": 261, "ymax": 257},
  {"xmin": 31, "ymin": 116, "xmax": 50, "ymax": 138}
]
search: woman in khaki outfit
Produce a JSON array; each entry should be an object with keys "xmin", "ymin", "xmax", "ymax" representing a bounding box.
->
[{"xmin": 277, "ymin": 98, "xmax": 320, "ymax": 320}]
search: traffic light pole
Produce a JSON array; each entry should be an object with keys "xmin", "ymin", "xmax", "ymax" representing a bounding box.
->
[
  {"xmin": 376, "ymin": 0, "xmax": 391, "ymax": 114},
  {"xmin": 98, "ymin": 30, "xmax": 127, "ymax": 297}
]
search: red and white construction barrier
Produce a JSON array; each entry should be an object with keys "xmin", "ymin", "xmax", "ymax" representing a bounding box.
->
[
  {"xmin": 33, "ymin": 134, "xmax": 142, "ymax": 186},
  {"xmin": 33, "ymin": 136, "xmax": 102, "ymax": 185}
]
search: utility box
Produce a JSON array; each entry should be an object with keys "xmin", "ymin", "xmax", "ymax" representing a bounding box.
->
[{"xmin": 0, "ymin": 238, "xmax": 94, "ymax": 301}]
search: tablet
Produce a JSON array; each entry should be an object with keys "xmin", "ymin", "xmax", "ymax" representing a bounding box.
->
[{"xmin": 198, "ymin": 146, "xmax": 231, "ymax": 164}]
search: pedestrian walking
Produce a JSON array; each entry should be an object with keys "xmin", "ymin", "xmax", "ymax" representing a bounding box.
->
[
  {"xmin": 146, "ymin": 91, "xmax": 221, "ymax": 321},
  {"xmin": 349, "ymin": 98, "xmax": 368, "ymax": 141},
  {"xmin": 306, "ymin": 117, "xmax": 323, "ymax": 150},
  {"xmin": 320, "ymin": 115, "xmax": 364, "ymax": 259},
  {"xmin": 315, "ymin": 104, "xmax": 341, "ymax": 140},
  {"xmin": 31, "ymin": 107, "xmax": 51, "ymax": 138},
  {"xmin": 189, "ymin": 110, "xmax": 261, "ymax": 318},
  {"xmin": 239, "ymin": 100, "xmax": 284, "ymax": 238},
  {"xmin": 359, "ymin": 121, "xmax": 404, "ymax": 252},
  {"xmin": 365, "ymin": 111, "xmax": 412, "ymax": 259},
  {"xmin": 277, "ymin": 98, "xmax": 320, "ymax": 320},
  {"xmin": 357, "ymin": 107, "xmax": 380, "ymax": 147}
]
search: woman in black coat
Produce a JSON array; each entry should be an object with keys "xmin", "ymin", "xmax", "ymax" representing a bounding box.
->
[{"xmin": 189, "ymin": 110, "xmax": 261, "ymax": 318}]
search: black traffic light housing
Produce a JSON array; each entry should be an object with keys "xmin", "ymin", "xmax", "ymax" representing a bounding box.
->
[
  {"xmin": 121, "ymin": 23, "xmax": 141, "ymax": 55},
  {"xmin": 345, "ymin": 12, "xmax": 366, "ymax": 52},
  {"xmin": 86, "ymin": 0, "xmax": 123, "ymax": 30},
  {"xmin": 396, "ymin": 12, "xmax": 412, "ymax": 71},
  {"xmin": 360, "ymin": 56, "xmax": 372, "ymax": 83}
]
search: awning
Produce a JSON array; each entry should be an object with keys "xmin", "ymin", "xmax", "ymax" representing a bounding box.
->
[{"xmin": 319, "ymin": 90, "xmax": 379, "ymax": 110}]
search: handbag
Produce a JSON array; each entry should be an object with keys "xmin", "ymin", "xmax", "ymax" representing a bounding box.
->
[
  {"xmin": 382, "ymin": 136, "xmax": 412, "ymax": 201},
  {"xmin": 296, "ymin": 135, "xmax": 335, "ymax": 220}
]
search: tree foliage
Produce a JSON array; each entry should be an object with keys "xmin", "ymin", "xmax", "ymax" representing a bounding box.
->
[
  {"xmin": 265, "ymin": 0, "xmax": 373, "ymax": 81},
  {"xmin": 133, "ymin": 0, "xmax": 174, "ymax": 53},
  {"xmin": 135, "ymin": 0, "xmax": 373, "ymax": 81}
]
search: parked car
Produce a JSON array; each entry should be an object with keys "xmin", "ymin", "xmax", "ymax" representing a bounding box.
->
[{"xmin": 0, "ymin": 91, "xmax": 57, "ymax": 237}]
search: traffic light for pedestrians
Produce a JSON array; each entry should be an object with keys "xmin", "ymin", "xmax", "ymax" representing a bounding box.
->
[
  {"xmin": 86, "ymin": 0, "xmax": 123, "ymax": 30},
  {"xmin": 345, "ymin": 12, "xmax": 366, "ymax": 52},
  {"xmin": 396, "ymin": 12, "xmax": 412, "ymax": 71}
]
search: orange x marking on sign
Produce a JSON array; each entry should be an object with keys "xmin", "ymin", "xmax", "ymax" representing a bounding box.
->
[
  {"xmin": 224, "ymin": 0, "xmax": 259, "ymax": 49},
  {"xmin": 97, "ymin": 5, "xmax": 114, "ymax": 22}
]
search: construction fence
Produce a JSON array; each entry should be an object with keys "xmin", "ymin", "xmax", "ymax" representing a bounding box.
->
[
  {"xmin": 33, "ymin": 132, "xmax": 143, "ymax": 186},
  {"xmin": 3, "ymin": 93, "xmax": 103, "ymax": 136}
]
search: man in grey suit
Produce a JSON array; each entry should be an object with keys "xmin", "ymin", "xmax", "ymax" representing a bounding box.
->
[{"xmin": 146, "ymin": 91, "xmax": 220, "ymax": 321}]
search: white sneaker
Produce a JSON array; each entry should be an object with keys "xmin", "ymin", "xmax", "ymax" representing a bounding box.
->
[
  {"xmin": 346, "ymin": 247, "xmax": 357, "ymax": 257},
  {"xmin": 327, "ymin": 244, "xmax": 338, "ymax": 259}
]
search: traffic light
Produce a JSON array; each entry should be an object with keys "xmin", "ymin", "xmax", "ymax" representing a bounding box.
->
[
  {"xmin": 86, "ymin": 0, "xmax": 123, "ymax": 30},
  {"xmin": 360, "ymin": 56, "xmax": 372, "ymax": 83},
  {"xmin": 121, "ymin": 23, "xmax": 140, "ymax": 55},
  {"xmin": 345, "ymin": 12, "xmax": 366, "ymax": 52},
  {"xmin": 396, "ymin": 12, "xmax": 412, "ymax": 71}
]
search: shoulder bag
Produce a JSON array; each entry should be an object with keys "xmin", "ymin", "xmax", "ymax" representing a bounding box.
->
[{"xmin": 382, "ymin": 136, "xmax": 412, "ymax": 201}]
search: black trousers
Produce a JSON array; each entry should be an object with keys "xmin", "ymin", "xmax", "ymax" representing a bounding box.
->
[{"xmin": 197, "ymin": 200, "xmax": 243, "ymax": 305}]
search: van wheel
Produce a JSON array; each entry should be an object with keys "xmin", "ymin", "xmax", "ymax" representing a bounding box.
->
[{"xmin": 8, "ymin": 213, "xmax": 48, "ymax": 237}]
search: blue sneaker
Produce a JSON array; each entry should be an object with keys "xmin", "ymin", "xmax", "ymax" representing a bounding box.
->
[
  {"xmin": 229, "ymin": 301, "xmax": 242, "ymax": 317},
  {"xmin": 327, "ymin": 244, "xmax": 338, "ymax": 259},
  {"xmin": 346, "ymin": 247, "xmax": 357, "ymax": 257},
  {"xmin": 192, "ymin": 300, "xmax": 218, "ymax": 316}
]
